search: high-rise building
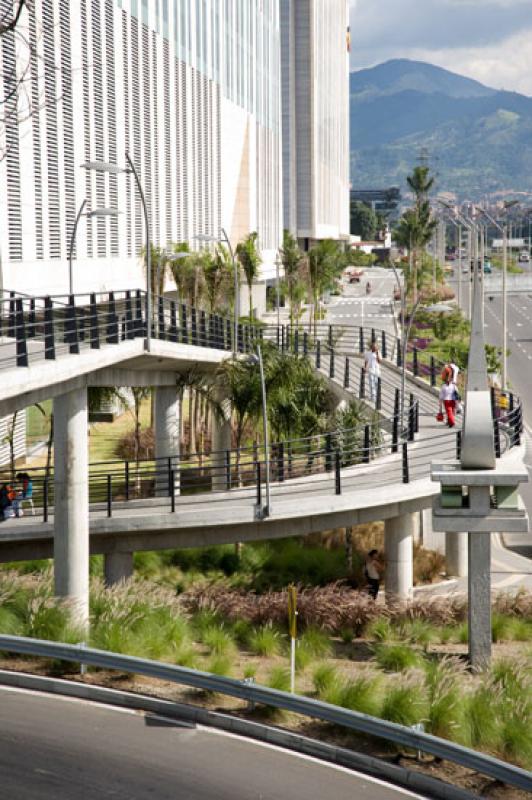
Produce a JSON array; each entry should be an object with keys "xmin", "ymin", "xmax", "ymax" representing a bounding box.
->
[
  {"xmin": 0, "ymin": 0, "xmax": 282, "ymax": 296},
  {"xmin": 280, "ymin": 0, "xmax": 350, "ymax": 248}
]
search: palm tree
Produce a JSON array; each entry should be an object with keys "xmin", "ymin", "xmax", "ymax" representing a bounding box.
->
[
  {"xmin": 203, "ymin": 244, "xmax": 234, "ymax": 313},
  {"xmin": 280, "ymin": 230, "xmax": 305, "ymax": 328},
  {"xmin": 307, "ymin": 239, "xmax": 345, "ymax": 336},
  {"xmin": 396, "ymin": 166, "xmax": 438, "ymax": 301},
  {"xmin": 216, "ymin": 356, "xmax": 262, "ymax": 480},
  {"xmin": 236, "ymin": 232, "xmax": 262, "ymax": 320}
]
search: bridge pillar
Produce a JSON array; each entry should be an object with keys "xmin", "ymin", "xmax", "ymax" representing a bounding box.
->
[
  {"xmin": 445, "ymin": 532, "xmax": 468, "ymax": 577},
  {"xmin": 104, "ymin": 551, "xmax": 134, "ymax": 586},
  {"xmin": 154, "ymin": 387, "xmax": 180, "ymax": 496},
  {"xmin": 53, "ymin": 387, "xmax": 89, "ymax": 630},
  {"xmin": 384, "ymin": 512, "xmax": 417, "ymax": 601},
  {"xmin": 212, "ymin": 396, "xmax": 232, "ymax": 491}
]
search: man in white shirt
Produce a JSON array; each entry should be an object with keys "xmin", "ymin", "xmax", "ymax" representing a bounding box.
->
[
  {"xmin": 439, "ymin": 376, "xmax": 457, "ymax": 428},
  {"xmin": 364, "ymin": 342, "xmax": 381, "ymax": 402}
]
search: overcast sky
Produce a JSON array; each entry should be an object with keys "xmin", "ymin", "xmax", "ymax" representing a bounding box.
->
[{"xmin": 349, "ymin": 0, "xmax": 532, "ymax": 95}]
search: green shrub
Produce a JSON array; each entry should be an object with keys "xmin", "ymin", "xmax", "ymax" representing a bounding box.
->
[
  {"xmin": 374, "ymin": 644, "xmax": 424, "ymax": 672},
  {"xmin": 298, "ymin": 628, "xmax": 332, "ymax": 659},
  {"xmin": 367, "ymin": 619, "xmax": 395, "ymax": 643},
  {"xmin": 492, "ymin": 613, "xmax": 514, "ymax": 643},
  {"xmin": 0, "ymin": 606, "xmax": 24, "ymax": 636},
  {"xmin": 312, "ymin": 663, "xmax": 340, "ymax": 698},
  {"xmin": 509, "ymin": 619, "xmax": 532, "ymax": 642},
  {"xmin": 201, "ymin": 625, "xmax": 236, "ymax": 656},
  {"xmin": 340, "ymin": 628, "xmax": 355, "ymax": 644},
  {"xmin": 243, "ymin": 663, "xmax": 258, "ymax": 680},
  {"xmin": 397, "ymin": 620, "xmax": 437, "ymax": 651},
  {"xmin": 464, "ymin": 686, "xmax": 500, "ymax": 750},
  {"xmin": 336, "ymin": 673, "xmax": 383, "ymax": 717},
  {"xmin": 267, "ymin": 666, "xmax": 291, "ymax": 693},
  {"xmin": 248, "ymin": 624, "xmax": 282, "ymax": 657},
  {"xmin": 206, "ymin": 654, "xmax": 232, "ymax": 677},
  {"xmin": 380, "ymin": 683, "xmax": 428, "ymax": 727},
  {"xmin": 424, "ymin": 659, "xmax": 467, "ymax": 741}
]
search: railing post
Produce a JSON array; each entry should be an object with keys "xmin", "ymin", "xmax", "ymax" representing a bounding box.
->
[
  {"xmin": 456, "ymin": 431, "xmax": 462, "ymax": 460},
  {"xmin": 402, "ymin": 442, "xmax": 410, "ymax": 483},
  {"xmin": 430, "ymin": 356, "xmax": 436, "ymax": 388},
  {"xmin": 325, "ymin": 433, "xmax": 333, "ymax": 472},
  {"xmin": 359, "ymin": 327, "xmax": 364, "ymax": 354},
  {"xmin": 278, "ymin": 442, "xmax": 285, "ymax": 482},
  {"xmin": 255, "ymin": 460, "xmax": 262, "ymax": 512},
  {"xmin": 135, "ymin": 290, "xmax": 145, "ymax": 338},
  {"xmin": 107, "ymin": 474, "xmax": 112, "ymax": 518},
  {"xmin": 158, "ymin": 296, "xmax": 166, "ymax": 340},
  {"xmin": 89, "ymin": 293, "xmax": 100, "ymax": 349},
  {"xmin": 415, "ymin": 400, "xmax": 420, "ymax": 434},
  {"xmin": 170, "ymin": 470, "xmax": 176, "ymax": 512},
  {"xmin": 43, "ymin": 477, "xmax": 49, "ymax": 522},
  {"xmin": 408, "ymin": 396, "xmax": 415, "ymax": 442},
  {"xmin": 169, "ymin": 301, "xmax": 178, "ymax": 343},
  {"xmin": 225, "ymin": 317, "xmax": 231, "ymax": 351},
  {"xmin": 28, "ymin": 297, "xmax": 36, "ymax": 339},
  {"xmin": 335, "ymin": 451, "xmax": 341, "ymax": 495},
  {"xmin": 371, "ymin": 327, "xmax": 376, "ymax": 344},
  {"xmin": 281, "ymin": 325, "xmax": 285, "ymax": 353},
  {"xmin": 329, "ymin": 349, "xmax": 335, "ymax": 379},
  {"xmin": 494, "ymin": 420, "xmax": 501, "ymax": 459},
  {"xmin": 124, "ymin": 291, "xmax": 134, "ymax": 340},
  {"xmin": 223, "ymin": 450, "xmax": 231, "ymax": 490},
  {"xmin": 344, "ymin": 357, "xmax": 350, "ymax": 389},
  {"xmin": 376, "ymin": 377, "xmax": 382, "ymax": 411},
  {"xmin": 303, "ymin": 332, "xmax": 308, "ymax": 356},
  {"xmin": 44, "ymin": 296, "xmax": 55, "ymax": 360},
  {"xmin": 125, "ymin": 461, "xmax": 129, "ymax": 501},
  {"xmin": 181, "ymin": 304, "xmax": 188, "ymax": 344},
  {"xmin": 392, "ymin": 388, "xmax": 400, "ymax": 453},
  {"xmin": 363, "ymin": 425, "xmax": 370, "ymax": 464},
  {"xmin": 359, "ymin": 367, "xmax": 366, "ymax": 400},
  {"xmin": 8, "ymin": 293, "xmax": 15, "ymax": 339},
  {"xmin": 381, "ymin": 330, "xmax": 387, "ymax": 360},
  {"xmin": 294, "ymin": 328, "xmax": 299, "ymax": 355},
  {"xmin": 15, "ymin": 298, "xmax": 28, "ymax": 367},
  {"xmin": 106, "ymin": 292, "xmax": 119, "ymax": 344},
  {"xmin": 199, "ymin": 310, "xmax": 207, "ymax": 346},
  {"xmin": 237, "ymin": 323, "xmax": 243, "ymax": 353},
  {"xmin": 191, "ymin": 308, "xmax": 198, "ymax": 346},
  {"xmin": 396, "ymin": 338, "xmax": 402, "ymax": 367},
  {"xmin": 328, "ymin": 325, "xmax": 333, "ymax": 348},
  {"xmin": 316, "ymin": 340, "xmax": 321, "ymax": 369},
  {"xmin": 490, "ymin": 386, "xmax": 497, "ymax": 420},
  {"xmin": 64, "ymin": 295, "xmax": 79, "ymax": 354},
  {"xmin": 413, "ymin": 347, "xmax": 419, "ymax": 377}
]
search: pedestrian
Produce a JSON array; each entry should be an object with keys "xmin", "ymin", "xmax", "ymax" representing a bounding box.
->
[
  {"xmin": 365, "ymin": 281, "xmax": 372, "ymax": 295},
  {"xmin": 439, "ymin": 375, "xmax": 457, "ymax": 428},
  {"xmin": 442, "ymin": 360, "xmax": 459, "ymax": 384},
  {"xmin": 364, "ymin": 341, "xmax": 381, "ymax": 402},
  {"xmin": 364, "ymin": 549, "xmax": 382, "ymax": 600}
]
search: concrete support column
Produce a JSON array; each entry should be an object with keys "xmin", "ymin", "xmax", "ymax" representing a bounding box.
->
[
  {"xmin": 468, "ymin": 533, "xmax": 491, "ymax": 670},
  {"xmin": 445, "ymin": 531, "xmax": 468, "ymax": 577},
  {"xmin": 154, "ymin": 387, "xmax": 180, "ymax": 496},
  {"xmin": 212, "ymin": 397, "xmax": 232, "ymax": 492},
  {"xmin": 104, "ymin": 552, "xmax": 134, "ymax": 586},
  {"xmin": 54, "ymin": 387, "xmax": 89, "ymax": 630},
  {"xmin": 384, "ymin": 512, "xmax": 417, "ymax": 601}
]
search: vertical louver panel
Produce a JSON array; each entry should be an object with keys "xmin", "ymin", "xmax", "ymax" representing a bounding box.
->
[
  {"xmin": 29, "ymin": 11, "xmax": 43, "ymax": 260},
  {"xmin": 105, "ymin": 0, "xmax": 119, "ymax": 255},
  {"xmin": 91, "ymin": 0, "xmax": 106, "ymax": 258},
  {"xmin": 122, "ymin": 11, "xmax": 132, "ymax": 257},
  {"xmin": 42, "ymin": 0, "xmax": 61, "ymax": 259},
  {"xmin": 163, "ymin": 40, "xmax": 172, "ymax": 245},
  {"xmin": 131, "ymin": 16, "xmax": 142, "ymax": 255},
  {"xmin": 152, "ymin": 31, "xmax": 159, "ymax": 247},
  {"xmin": 142, "ymin": 25, "xmax": 152, "ymax": 255},
  {"xmin": 81, "ymin": 0, "xmax": 93, "ymax": 257},
  {"xmin": 1, "ymin": 3, "xmax": 22, "ymax": 261},
  {"xmin": 59, "ymin": 0, "xmax": 76, "ymax": 263}
]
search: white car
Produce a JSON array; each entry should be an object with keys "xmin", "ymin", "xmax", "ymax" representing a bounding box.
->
[{"xmin": 518, "ymin": 251, "xmax": 530, "ymax": 263}]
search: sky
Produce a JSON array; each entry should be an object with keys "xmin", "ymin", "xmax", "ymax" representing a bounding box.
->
[{"xmin": 349, "ymin": 0, "xmax": 532, "ymax": 96}]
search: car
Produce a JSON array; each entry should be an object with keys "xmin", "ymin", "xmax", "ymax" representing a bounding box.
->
[
  {"xmin": 348, "ymin": 269, "xmax": 364, "ymax": 284},
  {"xmin": 519, "ymin": 251, "xmax": 530, "ymax": 263}
]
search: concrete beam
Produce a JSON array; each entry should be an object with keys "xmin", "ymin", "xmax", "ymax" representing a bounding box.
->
[
  {"xmin": 87, "ymin": 368, "xmax": 178, "ymax": 388},
  {"xmin": 53, "ymin": 387, "xmax": 89, "ymax": 630}
]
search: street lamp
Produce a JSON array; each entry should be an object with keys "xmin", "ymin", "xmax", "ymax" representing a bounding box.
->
[
  {"xmin": 195, "ymin": 228, "xmax": 239, "ymax": 357},
  {"xmin": 249, "ymin": 344, "xmax": 270, "ymax": 519},
  {"xmin": 82, "ymin": 152, "xmax": 152, "ymax": 350},
  {"xmin": 68, "ymin": 203, "xmax": 120, "ymax": 296}
]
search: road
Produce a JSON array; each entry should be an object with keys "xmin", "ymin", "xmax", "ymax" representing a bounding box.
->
[
  {"xmin": 0, "ymin": 687, "xmax": 425, "ymax": 800},
  {"xmin": 326, "ymin": 268, "xmax": 399, "ymax": 337}
]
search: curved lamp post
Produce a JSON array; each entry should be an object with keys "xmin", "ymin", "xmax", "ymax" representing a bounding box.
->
[
  {"xmin": 249, "ymin": 344, "xmax": 270, "ymax": 519},
  {"xmin": 195, "ymin": 229, "xmax": 239, "ymax": 357},
  {"xmin": 82, "ymin": 153, "xmax": 151, "ymax": 350},
  {"xmin": 68, "ymin": 203, "xmax": 120, "ymax": 296}
]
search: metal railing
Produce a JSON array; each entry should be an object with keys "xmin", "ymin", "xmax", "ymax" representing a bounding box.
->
[{"xmin": 0, "ymin": 636, "xmax": 530, "ymax": 792}]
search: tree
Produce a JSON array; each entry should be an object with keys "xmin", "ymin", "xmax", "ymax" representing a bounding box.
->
[
  {"xmin": 395, "ymin": 166, "xmax": 437, "ymax": 300},
  {"xmin": 203, "ymin": 244, "xmax": 234, "ymax": 314},
  {"xmin": 236, "ymin": 232, "xmax": 262, "ymax": 321},
  {"xmin": 307, "ymin": 239, "xmax": 345, "ymax": 335},
  {"xmin": 350, "ymin": 201, "xmax": 378, "ymax": 240},
  {"xmin": 280, "ymin": 230, "xmax": 305, "ymax": 327}
]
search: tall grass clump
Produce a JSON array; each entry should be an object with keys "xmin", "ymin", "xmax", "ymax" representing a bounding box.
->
[
  {"xmin": 366, "ymin": 618, "xmax": 395, "ymax": 643},
  {"xmin": 463, "ymin": 685, "xmax": 500, "ymax": 751},
  {"xmin": 200, "ymin": 624, "xmax": 236, "ymax": 657},
  {"xmin": 312, "ymin": 663, "xmax": 341, "ymax": 698},
  {"xmin": 397, "ymin": 619, "xmax": 437, "ymax": 651},
  {"xmin": 374, "ymin": 643, "xmax": 424, "ymax": 672},
  {"xmin": 334, "ymin": 672, "xmax": 383, "ymax": 717},
  {"xmin": 248, "ymin": 624, "xmax": 282, "ymax": 657},
  {"xmin": 423, "ymin": 658, "xmax": 467, "ymax": 741},
  {"xmin": 380, "ymin": 681, "xmax": 428, "ymax": 727}
]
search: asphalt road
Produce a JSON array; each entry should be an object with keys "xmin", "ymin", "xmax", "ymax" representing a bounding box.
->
[
  {"xmin": 0, "ymin": 688, "xmax": 424, "ymax": 800},
  {"xmin": 326, "ymin": 268, "xmax": 399, "ymax": 336}
]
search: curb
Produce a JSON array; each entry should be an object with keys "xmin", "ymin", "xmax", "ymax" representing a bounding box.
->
[{"xmin": 0, "ymin": 669, "xmax": 477, "ymax": 800}]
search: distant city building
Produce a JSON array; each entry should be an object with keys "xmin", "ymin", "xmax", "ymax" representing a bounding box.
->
[
  {"xmin": 350, "ymin": 187, "xmax": 401, "ymax": 220},
  {"xmin": 280, "ymin": 0, "xmax": 350, "ymax": 249},
  {"xmin": 0, "ymin": 0, "xmax": 282, "ymax": 296}
]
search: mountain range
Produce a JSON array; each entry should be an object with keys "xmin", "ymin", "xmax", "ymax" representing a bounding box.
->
[{"xmin": 350, "ymin": 59, "xmax": 532, "ymax": 198}]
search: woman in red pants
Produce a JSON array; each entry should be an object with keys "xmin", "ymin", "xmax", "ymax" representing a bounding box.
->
[{"xmin": 439, "ymin": 376, "xmax": 457, "ymax": 427}]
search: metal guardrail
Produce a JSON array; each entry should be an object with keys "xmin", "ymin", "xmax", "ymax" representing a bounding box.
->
[{"xmin": 0, "ymin": 636, "xmax": 530, "ymax": 791}]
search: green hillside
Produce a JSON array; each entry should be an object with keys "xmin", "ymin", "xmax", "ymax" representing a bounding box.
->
[{"xmin": 350, "ymin": 60, "xmax": 532, "ymax": 197}]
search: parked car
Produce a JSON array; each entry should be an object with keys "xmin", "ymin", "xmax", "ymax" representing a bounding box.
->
[{"xmin": 519, "ymin": 250, "xmax": 530, "ymax": 263}]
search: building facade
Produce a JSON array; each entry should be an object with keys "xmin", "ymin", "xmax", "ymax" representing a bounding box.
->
[
  {"xmin": 0, "ymin": 0, "xmax": 282, "ymax": 296},
  {"xmin": 280, "ymin": 0, "xmax": 350, "ymax": 248}
]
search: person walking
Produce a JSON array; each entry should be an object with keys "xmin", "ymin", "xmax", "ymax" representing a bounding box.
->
[
  {"xmin": 439, "ymin": 375, "xmax": 457, "ymax": 428},
  {"xmin": 364, "ymin": 341, "xmax": 381, "ymax": 402},
  {"xmin": 364, "ymin": 549, "xmax": 383, "ymax": 600}
]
